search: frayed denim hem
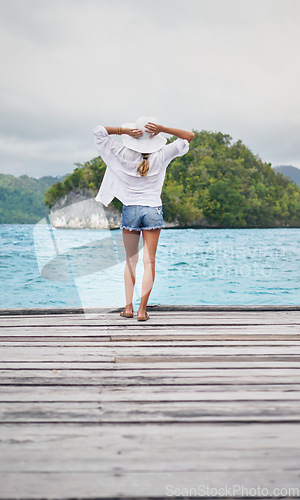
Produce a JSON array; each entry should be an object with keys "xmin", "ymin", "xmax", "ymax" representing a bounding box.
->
[
  {"xmin": 142, "ymin": 225, "xmax": 165, "ymax": 230},
  {"xmin": 120, "ymin": 225, "xmax": 141, "ymax": 232},
  {"xmin": 120, "ymin": 225, "xmax": 165, "ymax": 231}
]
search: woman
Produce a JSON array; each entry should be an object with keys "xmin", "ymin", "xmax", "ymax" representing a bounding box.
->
[{"xmin": 93, "ymin": 116, "xmax": 194, "ymax": 321}]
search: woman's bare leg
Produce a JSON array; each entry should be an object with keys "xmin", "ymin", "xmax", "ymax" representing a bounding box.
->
[
  {"xmin": 122, "ymin": 229, "xmax": 140, "ymax": 314},
  {"xmin": 137, "ymin": 228, "xmax": 161, "ymax": 318}
]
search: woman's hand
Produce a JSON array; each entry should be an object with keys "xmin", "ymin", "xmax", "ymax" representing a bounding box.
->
[
  {"xmin": 144, "ymin": 122, "xmax": 164, "ymax": 138},
  {"xmin": 123, "ymin": 128, "xmax": 143, "ymax": 138},
  {"xmin": 146, "ymin": 123, "xmax": 195, "ymax": 142}
]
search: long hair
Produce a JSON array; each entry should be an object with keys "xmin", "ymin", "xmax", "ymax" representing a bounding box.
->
[{"xmin": 136, "ymin": 153, "xmax": 150, "ymax": 177}]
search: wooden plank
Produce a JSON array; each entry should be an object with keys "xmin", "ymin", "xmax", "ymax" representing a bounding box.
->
[
  {"xmin": 2, "ymin": 373, "xmax": 300, "ymax": 386},
  {"xmin": 2, "ymin": 339, "xmax": 300, "ymax": 347},
  {"xmin": 0, "ymin": 311, "xmax": 299, "ymax": 327},
  {"xmin": 109, "ymin": 326, "xmax": 300, "ymax": 335},
  {"xmin": 1, "ymin": 400, "xmax": 300, "ymax": 422},
  {"xmin": 2, "ymin": 344, "xmax": 300, "ymax": 356},
  {"xmin": 2, "ymin": 354, "xmax": 300, "ymax": 364},
  {"xmin": 1, "ymin": 333, "xmax": 300, "ymax": 344},
  {"xmin": 1, "ymin": 325, "xmax": 299, "ymax": 337},
  {"xmin": 1, "ymin": 423, "xmax": 300, "ymax": 479},
  {"xmin": 2, "ymin": 336, "xmax": 300, "ymax": 346},
  {"xmin": 1, "ymin": 361, "xmax": 300, "ymax": 369},
  {"xmin": 2, "ymin": 366, "xmax": 300, "ymax": 377},
  {"xmin": 0, "ymin": 350, "xmax": 115, "ymax": 362},
  {"xmin": 115, "ymin": 354, "xmax": 300, "ymax": 363},
  {"xmin": 1, "ymin": 387, "xmax": 300, "ymax": 401},
  {"xmin": 1, "ymin": 384, "xmax": 300, "ymax": 401},
  {"xmin": 1, "ymin": 422, "xmax": 299, "ymax": 453},
  {"xmin": 0, "ymin": 337, "xmax": 115, "ymax": 343},
  {"xmin": 3, "ymin": 451, "xmax": 300, "ymax": 472},
  {"xmin": 3, "ymin": 340, "xmax": 300, "ymax": 350},
  {"xmin": 111, "ymin": 332, "xmax": 300, "ymax": 340},
  {"xmin": 2, "ymin": 470, "xmax": 300, "ymax": 499}
]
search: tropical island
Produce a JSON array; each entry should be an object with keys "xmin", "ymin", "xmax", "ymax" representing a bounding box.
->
[
  {"xmin": 44, "ymin": 130, "xmax": 300, "ymax": 228},
  {"xmin": 0, "ymin": 174, "xmax": 65, "ymax": 224}
]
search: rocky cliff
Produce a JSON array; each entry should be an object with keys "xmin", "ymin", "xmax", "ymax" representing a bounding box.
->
[
  {"xmin": 49, "ymin": 189, "xmax": 182, "ymax": 229},
  {"xmin": 49, "ymin": 189, "xmax": 122, "ymax": 229}
]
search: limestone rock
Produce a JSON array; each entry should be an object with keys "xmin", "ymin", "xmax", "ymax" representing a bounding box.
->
[{"xmin": 50, "ymin": 189, "xmax": 121, "ymax": 229}]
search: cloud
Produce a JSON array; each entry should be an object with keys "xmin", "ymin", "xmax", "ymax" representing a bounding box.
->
[{"xmin": 0, "ymin": 0, "xmax": 300, "ymax": 177}]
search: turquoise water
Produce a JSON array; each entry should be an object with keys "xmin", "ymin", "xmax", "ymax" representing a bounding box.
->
[{"xmin": 0, "ymin": 224, "xmax": 299, "ymax": 309}]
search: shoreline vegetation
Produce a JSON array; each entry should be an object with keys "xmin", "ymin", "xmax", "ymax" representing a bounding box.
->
[
  {"xmin": 0, "ymin": 174, "xmax": 65, "ymax": 224},
  {"xmin": 44, "ymin": 130, "xmax": 300, "ymax": 229}
]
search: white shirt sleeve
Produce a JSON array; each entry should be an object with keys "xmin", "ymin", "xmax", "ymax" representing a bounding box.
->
[
  {"xmin": 160, "ymin": 138, "xmax": 190, "ymax": 165},
  {"xmin": 93, "ymin": 125, "xmax": 119, "ymax": 206},
  {"xmin": 93, "ymin": 124, "xmax": 110, "ymax": 149},
  {"xmin": 93, "ymin": 125, "xmax": 123, "ymax": 166}
]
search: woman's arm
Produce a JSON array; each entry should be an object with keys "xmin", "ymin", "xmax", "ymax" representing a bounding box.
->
[
  {"xmin": 144, "ymin": 123, "xmax": 195, "ymax": 143},
  {"xmin": 104, "ymin": 126, "xmax": 143, "ymax": 138}
]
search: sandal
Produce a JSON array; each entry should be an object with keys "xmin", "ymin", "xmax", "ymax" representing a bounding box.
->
[
  {"xmin": 137, "ymin": 312, "xmax": 150, "ymax": 321},
  {"xmin": 120, "ymin": 310, "xmax": 134, "ymax": 318}
]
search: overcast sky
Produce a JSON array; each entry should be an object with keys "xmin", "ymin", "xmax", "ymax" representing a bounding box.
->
[{"xmin": 0, "ymin": 0, "xmax": 300, "ymax": 178}]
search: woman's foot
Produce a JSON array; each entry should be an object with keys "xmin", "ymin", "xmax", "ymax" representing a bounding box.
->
[
  {"xmin": 120, "ymin": 304, "xmax": 134, "ymax": 318},
  {"xmin": 137, "ymin": 312, "xmax": 150, "ymax": 321},
  {"xmin": 137, "ymin": 307, "xmax": 149, "ymax": 321}
]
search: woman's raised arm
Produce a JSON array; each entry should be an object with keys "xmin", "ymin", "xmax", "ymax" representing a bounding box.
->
[
  {"xmin": 144, "ymin": 123, "xmax": 195, "ymax": 143},
  {"xmin": 104, "ymin": 127, "xmax": 143, "ymax": 138}
]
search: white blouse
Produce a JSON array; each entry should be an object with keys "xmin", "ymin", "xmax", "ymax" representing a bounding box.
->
[{"xmin": 93, "ymin": 125, "xmax": 189, "ymax": 207}]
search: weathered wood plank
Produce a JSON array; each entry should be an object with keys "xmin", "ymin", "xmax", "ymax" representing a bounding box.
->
[
  {"xmin": 0, "ymin": 311, "xmax": 299, "ymax": 327},
  {"xmin": 2, "ymin": 470, "xmax": 300, "ymax": 499},
  {"xmin": 1, "ymin": 325, "xmax": 299, "ymax": 337},
  {"xmin": 0, "ymin": 339, "xmax": 300, "ymax": 356},
  {"xmin": 2, "ymin": 340, "xmax": 300, "ymax": 348},
  {"xmin": 1, "ymin": 388, "xmax": 300, "ymax": 401},
  {"xmin": 1, "ymin": 400, "xmax": 300, "ymax": 422},
  {"xmin": 115, "ymin": 354, "xmax": 300, "ymax": 363},
  {"xmin": 1, "ymin": 384, "xmax": 300, "ymax": 401},
  {"xmin": 2, "ymin": 365, "xmax": 300, "ymax": 377},
  {"xmin": 0, "ymin": 351, "xmax": 115, "ymax": 362},
  {"xmin": 2, "ymin": 355, "xmax": 300, "ymax": 365},
  {"xmin": 1, "ymin": 337, "xmax": 300, "ymax": 346},
  {"xmin": 1, "ymin": 422, "xmax": 299, "ymax": 453},
  {"xmin": 1, "ymin": 424, "xmax": 300, "ymax": 476},
  {"xmin": 2, "ymin": 344, "xmax": 300, "ymax": 360},
  {"xmin": 1, "ymin": 373, "xmax": 300, "ymax": 386},
  {"xmin": 2, "ymin": 343, "xmax": 300, "ymax": 353},
  {"xmin": 1, "ymin": 362, "xmax": 300, "ymax": 370},
  {"xmin": 2, "ymin": 363, "xmax": 300, "ymax": 373}
]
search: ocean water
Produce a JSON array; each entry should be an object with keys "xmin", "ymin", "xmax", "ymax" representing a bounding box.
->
[{"xmin": 0, "ymin": 224, "xmax": 299, "ymax": 309}]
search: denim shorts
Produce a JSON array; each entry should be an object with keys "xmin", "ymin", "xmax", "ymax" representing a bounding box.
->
[{"xmin": 120, "ymin": 204, "xmax": 165, "ymax": 231}]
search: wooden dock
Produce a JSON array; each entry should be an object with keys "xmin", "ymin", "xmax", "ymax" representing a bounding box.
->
[{"xmin": 0, "ymin": 306, "xmax": 300, "ymax": 499}]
